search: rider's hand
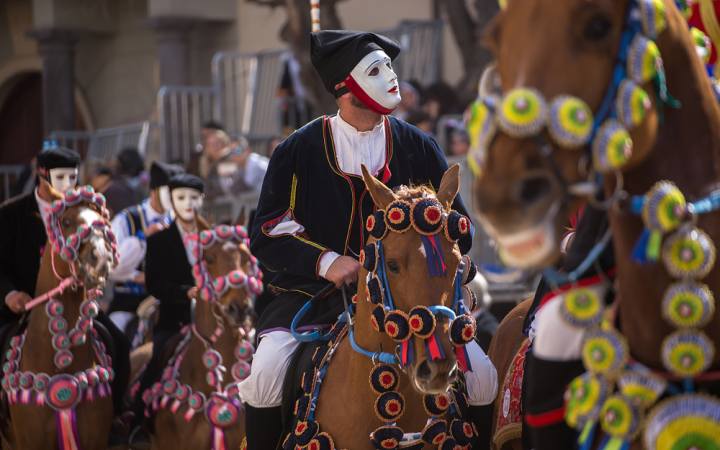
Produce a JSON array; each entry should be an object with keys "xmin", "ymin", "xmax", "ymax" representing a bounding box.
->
[
  {"xmin": 187, "ymin": 287, "xmax": 199, "ymax": 300},
  {"xmin": 5, "ymin": 291, "xmax": 32, "ymax": 313},
  {"xmin": 145, "ymin": 222, "xmax": 166, "ymax": 237},
  {"xmin": 324, "ymin": 256, "xmax": 360, "ymax": 288}
]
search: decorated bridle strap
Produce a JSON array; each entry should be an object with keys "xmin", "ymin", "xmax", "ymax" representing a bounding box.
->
[
  {"xmin": 46, "ymin": 186, "xmax": 117, "ymax": 264},
  {"xmin": 187, "ymin": 225, "xmax": 263, "ymax": 302},
  {"xmin": 24, "ymin": 277, "xmax": 77, "ymax": 311}
]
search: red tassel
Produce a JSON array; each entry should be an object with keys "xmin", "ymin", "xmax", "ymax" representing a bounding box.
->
[
  {"xmin": 455, "ymin": 346, "xmax": 471, "ymax": 372},
  {"xmin": 426, "ymin": 334, "xmax": 445, "ymax": 361},
  {"xmin": 401, "ymin": 340, "xmax": 414, "ymax": 367}
]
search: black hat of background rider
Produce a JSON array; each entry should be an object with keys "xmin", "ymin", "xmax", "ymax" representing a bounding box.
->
[
  {"xmin": 150, "ymin": 161, "xmax": 184, "ymax": 189},
  {"xmin": 36, "ymin": 147, "xmax": 81, "ymax": 176},
  {"xmin": 310, "ymin": 30, "xmax": 401, "ymax": 97},
  {"xmin": 168, "ymin": 173, "xmax": 205, "ymax": 194}
]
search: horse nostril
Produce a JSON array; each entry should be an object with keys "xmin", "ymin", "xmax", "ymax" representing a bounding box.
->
[
  {"xmin": 517, "ymin": 175, "xmax": 552, "ymax": 206},
  {"xmin": 416, "ymin": 360, "xmax": 433, "ymax": 381}
]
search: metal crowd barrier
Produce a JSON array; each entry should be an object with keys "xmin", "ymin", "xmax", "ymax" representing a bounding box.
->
[
  {"xmin": 203, "ymin": 191, "xmax": 261, "ymax": 225},
  {"xmin": 157, "ymin": 86, "xmax": 217, "ymax": 164},
  {"xmin": 0, "ymin": 165, "xmax": 29, "ymax": 203},
  {"xmin": 380, "ymin": 20, "xmax": 444, "ymax": 87}
]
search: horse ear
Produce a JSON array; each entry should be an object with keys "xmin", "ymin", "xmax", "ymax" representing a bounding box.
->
[
  {"xmin": 437, "ymin": 164, "xmax": 461, "ymax": 209},
  {"xmin": 196, "ymin": 214, "xmax": 211, "ymax": 231},
  {"xmin": 361, "ymin": 165, "xmax": 395, "ymax": 209},
  {"xmin": 233, "ymin": 206, "xmax": 247, "ymax": 227}
]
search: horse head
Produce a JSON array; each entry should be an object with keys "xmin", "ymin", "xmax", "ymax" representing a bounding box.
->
[
  {"xmin": 472, "ymin": 0, "xmax": 675, "ymax": 268},
  {"xmin": 43, "ymin": 180, "xmax": 117, "ymax": 290},
  {"xmin": 191, "ymin": 220, "xmax": 262, "ymax": 330},
  {"xmin": 361, "ymin": 164, "xmax": 475, "ymax": 395}
]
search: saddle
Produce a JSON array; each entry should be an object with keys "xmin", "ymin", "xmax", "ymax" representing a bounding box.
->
[{"xmin": 494, "ymin": 339, "xmax": 530, "ymax": 449}]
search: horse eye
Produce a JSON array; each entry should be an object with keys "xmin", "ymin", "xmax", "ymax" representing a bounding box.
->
[
  {"xmin": 386, "ymin": 260, "xmax": 400, "ymax": 274},
  {"xmin": 584, "ymin": 14, "xmax": 612, "ymax": 41}
]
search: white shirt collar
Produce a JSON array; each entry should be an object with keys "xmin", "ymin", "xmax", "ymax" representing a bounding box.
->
[
  {"xmin": 175, "ymin": 220, "xmax": 198, "ymax": 265},
  {"xmin": 334, "ymin": 111, "xmax": 385, "ymax": 135},
  {"xmin": 329, "ymin": 113, "xmax": 387, "ymax": 177}
]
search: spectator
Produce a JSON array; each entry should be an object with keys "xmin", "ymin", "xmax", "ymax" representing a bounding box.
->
[
  {"xmin": 449, "ymin": 127, "xmax": 471, "ymax": 157},
  {"xmin": 195, "ymin": 120, "xmax": 225, "ymax": 154},
  {"xmin": 406, "ymin": 109, "xmax": 435, "ymax": 135},
  {"xmin": 393, "ymin": 81, "xmax": 420, "ymax": 121},
  {"xmin": 103, "ymin": 147, "xmax": 146, "ymax": 216},
  {"xmin": 422, "ymin": 81, "xmax": 462, "ymax": 122},
  {"xmin": 189, "ymin": 129, "xmax": 269, "ymax": 202}
]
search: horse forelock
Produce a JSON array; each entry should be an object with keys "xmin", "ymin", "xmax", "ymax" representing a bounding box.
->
[{"xmin": 392, "ymin": 184, "xmax": 437, "ymax": 202}]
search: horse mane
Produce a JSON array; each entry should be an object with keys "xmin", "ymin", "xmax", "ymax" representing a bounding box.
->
[{"xmin": 392, "ymin": 184, "xmax": 437, "ymax": 202}]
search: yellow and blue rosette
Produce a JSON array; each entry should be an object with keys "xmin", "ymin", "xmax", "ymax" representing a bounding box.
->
[
  {"xmin": 581, "ymin": 328, "xmax": 628, "ymax": 376},
  {"xmin": 618, "ymin": 370, "xmax": 667, "ymax": 409},
  {"xmin": 600, "ymin": 395, "xmax": 642, "ymax": 441},
  {"xmin": 692, "ymin": 27, "xmax": 713, "ymax": 65},
  {"xmin": 548, "ymin": 96, "xmax": 594, "ymax": 149},
  {"xmin": 661, "ymin": 282, "xmax": 715, "ymax": 329},
  {"xmin": 560, "ymin": 287, "xmax": 605, "ymax": 328},
  {"xmin": 497, "ymin": 88, "xmax": 548, "ymax": 138},
  {"xmin": 662, "ymin": 226, "xmax": 717, "ymax": 280},
  {"xmin": 592, "ymin": 120, "xmax": 633, "ymax": 173},
  {"xmin": 466, "ymin": 98, "xmax": 497, "ymax": 177},
  {"xmin": 627, "ymin": 35, "xmax": 661, "ymax": 84},
  {"xmin": 661, "ymin": 330, "xmax": 715, "ymax": 378},
  {"xmin": 615, "ymin": 80, "xmax": 652, "ymax": 129},
  {"xmin": 638, "ymin": 0, "xmax": 668, "ymax": 39},
  {"xmin": 564, "ymin": 372, "xmax": 609, "ymax": 429},
  {"xmin": 633, "ymin": 181, "xmax": 687, "ymax": 263},
  {"xmin": 643, "ymin": 394, "xmax": 720, "ymax": 450}
]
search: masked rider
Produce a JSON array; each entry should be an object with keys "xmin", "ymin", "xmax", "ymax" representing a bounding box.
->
[
  {"xmin": 0, "ymin": 146, "xmax": 130, "ymax": 440},
  {"xmin": 241, "ymin": 30, "xmax": 499, "ymax": 449}
]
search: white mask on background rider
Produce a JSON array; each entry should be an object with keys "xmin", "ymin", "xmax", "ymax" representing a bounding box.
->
[
  {"xmin": 344, "ymin": 50, "xmax": 401, "ymax": 114},
  {"xmin": 48, "ymin": 168, "xmax": 79, "ymax": 194},
  {"xmin": 171, "ymin": 188, "xmax": 204, "ymax": 222}
]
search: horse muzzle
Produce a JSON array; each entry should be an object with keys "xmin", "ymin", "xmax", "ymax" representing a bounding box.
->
[{"xmin": 410, "ymin": 358, "xmax": 458, "ymax": 395}]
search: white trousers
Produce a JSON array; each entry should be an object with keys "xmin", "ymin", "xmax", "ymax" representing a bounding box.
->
[{"xmin": 237, "ymin": 330, "xmax": 498, "ymax": 408}]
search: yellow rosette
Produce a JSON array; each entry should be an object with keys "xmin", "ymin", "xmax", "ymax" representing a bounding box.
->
[
  {"xmin": 662, "ymin": 281, "xmax": 715, "ymax": 329},
  {"xmin": 581, "ymin": 328, "xmax": 628, "ymax": 376},
  {"xmin": 661, "ymin": 330, "xmax": 715, "ymax": 378},
  {"xmin": 548, "ymin": 96, "xmax": 593, "ymax": 149},
  {"xmin": 564, "ymin": 372, "xmax": 608, "ymax": 429},
  {"xmin": 592, "ymin": 120, "xmax": 633, "ymax": 173},
  {"xmin": 497, "ymin": 88, "xmax": 547, "ymax": 138},
  {"xmin": 662, "ymin": 227, "xmax": 717, "ymax": 280},
  {"xmin": 644, "ymin": 394, "xmax": 720, "ymax": 450}
]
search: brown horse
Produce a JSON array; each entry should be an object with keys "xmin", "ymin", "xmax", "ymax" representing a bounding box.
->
[
  {"xmin": 147, "ymin": 221, "xmax": 259, "ymax": 450},
  {"xmin": 277, "ymin": 165, "xmax": 481, "ymax": 449},
  {"xmin": 473, "ymin": 0, "xmax": 720, "ymax": 448},
  {"xmin": 2, "ymin": 182, "xmax": 117, "ymax": 450}
]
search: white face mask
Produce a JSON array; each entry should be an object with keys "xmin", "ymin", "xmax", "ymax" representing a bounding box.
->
[
  {"xmin": 159, "ymin": 186, "xmax": 173, "ymax": 213},
  {"xmin": 171, "ymin": 188, "xmax": 204, "ymax": 222},
  {"xmin": 346, "ymin": 50, "xmax": 401, "ymax": 114},
  {"xmin": 48, "ymin": 168, "xmax": 79, "ymax": 194}
]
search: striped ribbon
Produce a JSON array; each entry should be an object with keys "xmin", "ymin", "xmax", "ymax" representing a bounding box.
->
[{"xmin": 56, "ymin": 409, "xmax": 80, "ymax": 450}]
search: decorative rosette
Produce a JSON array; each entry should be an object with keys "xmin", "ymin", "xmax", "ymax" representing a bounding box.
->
[
  {"xmin": 638, "ymin": 0, "xmax": 667, "ymax": 39},
  {"xmin": 369, "ymin": 365, "xmax": 399, "ymax": 394},
  {"xmin": 384, "ymin": 201, "xmax": 412, "ymax": 233},
  {"xmin": 450, "ymin": 419, "xmax": 476, "ymax": 445},
  {"xmin": 497, "ymin": 88, "xmax": 548, "ymax": 138},
  {"xmin": 445, "ymin": 211, "xmax": 471, "ymax": 242},
  {"xmin": 235, "ymin": 340, "xmax": 254, "ymax": 361},
  {"xmin": 408, "ymin": 306, "xmax": 437, "ymax": 338},
  {"xmin": 370, "ymin": 425, "xmax": 404, "ymax": 449},
  {"xmin": 600, "ymin": 395, "xmax": 642, "ymax": 440},
  {"xmin": 661, "ymin": 330, "xmax": 715, "ymax": 377},
  {"xmin": 202, "ymin": 349, "xmax": 221, "ymax": 370},
  {"xmin": 449, "ymin": 315, "xmax": 476, "ymax": 346},
  {"xmin": 643, "ymin": 394, "xmax": 720, "ymax": 450},
  {"xmin": 307, "ymin": 432, "xmax": 335, "ymax": 450},
  {"xmin": 384, "ymin": 310, "xmax": 411, "ymax": 342},
  {"xmin": 592, "ymin": 120, "xmax": 633, "ymax": 172},
  {"xmin": 205, "ymin": 395, "xmax": 240, "ymax": 428},
  {"xmin": 422, "ymin": 419, "xmax": 448, "ymax": 445},
  {"xmin": 548, "ymin": 96, "xmax": 593, "ymax": 149},
  {"xmin": 439, "ymin": 436, "xmax": 458, "ymax": 450},
  {"xmin": 411, "ymin": 198, "xmax": 445, "ymax": 235},
  {"xmin": 46, "ymin": 374, "xmax": 81, "ymax": 410},
  {"xmin": 581, "ymin": 328, "xmax": 628, "ymax": 375},
  {"xmin": 231, "ymin": 361, "xmax": 251, "ymax": 381},
  {"xmin": 368, "ymin": 276, "xmax": 384, "ymax": 305},
  {"xmin": 54, "ymin": 350, "xmax": 73, "ymax": 369},
  {"xmin": 615, "ymin": 80, "xmax": 651, "ymax": 128},
  {"xmin": 367, "ymin": 211, "xmax": 388, "ymax": 240},
  {"xmin": 565, "ymin": 373, "xmax": 609, "ymax": 429},
  {"xmin": 466, "ymin": 99, "xmax": 496, "ymax": 176},
  {"xmin": 627, "ymin": 34, "xmax": 661, "ymax": 83},
  {"xmin": 375, "ymin": 391, "xmax": 405, "ymax": 422},
  {"xmin": 361, "ymin": 243, "xmax": 378, "ymax": 272},
  {"xmin": 642, "ymin": 181, "xmax": 686, "ymax": 233},
  {"xmin": 661, "ymin": 282, "xmax": 715, "ymax": 329},
  {"xmin": 423, "ymin": 392, "xmax": 451, "ymax": 417},
  {"xmin": 199, "ymin": 230, "xmax": 216, "ymax": 247},
  {"xmin": 371, "ymin": 305, "xmax": 386, "ymax": 333},
  {"xmin": 618, "ymin": 370, "xmax": 667, "ymax": 409},
  {"xmin": 294, "ymin": 420, "xmax": 320, "ymax": 446},
  {"xmin": 560, "ymin": 287, "xmax": 605, "ymax": 328},
  {"xmin": 662, "ymin": 227, "xmax": 716, "ymax": 279},
  {"xmin": 691, "ymin": 27, "xmax": 712, "ymax": 64}
]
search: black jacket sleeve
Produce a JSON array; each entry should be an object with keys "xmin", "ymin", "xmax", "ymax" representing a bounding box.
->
[
  {"xmin": 423, "ymin": 134, "xmax": 475, "ymax": 255},
  {"xmin": 145, "ymin": 233, "xmax": 194, "ymax": 306},
  {"xmin": 0, "ymin": 203, "xmax": 20, "ymax": 321},
  {"xmin": 250, "ymin": 135, "xmax": 329, "ymax": 279}
]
